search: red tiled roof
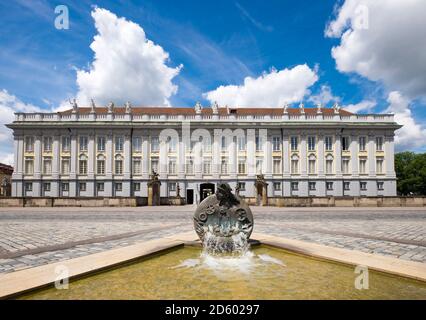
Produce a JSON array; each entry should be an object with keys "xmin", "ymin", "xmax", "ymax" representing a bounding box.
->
[{"xmin": 59, "ymin": 106, "xmax": 354, "ymax": 116}]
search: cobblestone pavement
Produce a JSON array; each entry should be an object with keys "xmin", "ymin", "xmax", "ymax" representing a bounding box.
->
[{"xmin": 0, "ymin": 206, "xmax": 425, "ymax": 274}]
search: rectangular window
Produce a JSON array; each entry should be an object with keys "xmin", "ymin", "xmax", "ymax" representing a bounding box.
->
[
  {"xmin": 62, "ymin": 136, "xmax": 70, "ymax": 152},
  {"xmin": 62, "ymin": 183, "xmax": 69, "ymax": 192},
  {"xmin": 133, "ymin": 158, "xmax": 141, "ymax": 175},
  {"xmin": 290, "ymin": 136, "xmax": 298, "ymax": 151},
  {"xmin": 342, "ymin": 158, "xmax": 350, "ymax": 174},
  {"xmin": 238, "ymin": 182, "xmax": 246, "ymax": 191},
  {"xmin": 97, "ymin": 182, "xmax": 104, "ymax": 192},
  {"xmin": 151, "ymin": 137, "xmax": 159, "ymax": 152},
  {"xmin": 79, "ymin": 159, "xmax": 87, "ymax": 175},
  {"xmin": 273, "ymin": 158, "xmax": 281, "ymax": 174},
  {"xmin": 25, "ymin": 157, "xmax": 34, "ymax": 174},
  {"xmin": 25, "ymin": 182, "xmax": 32, "ymax": 192},
  {"xmin": 291, "ymin": 182, "xmax": 298, "ymax": 191},
  {"xmin": 308, "ymin": 159, "xmax": 316, "ymax": 174},
  {"xmin": 43, "ymin": 137, "xmax": 52, "ymax": 152},
  {"xmin": 326, "ymin": 182, "xmax": 333, "ymax": 191},
  {"xmin": 79, "ymin": 136, "xmax": 88, "ymax": 152},
  {"xmin": 344, "ymin": 181, "xmax": 350, "ymax": 191},
  {"xmin": 203, "ymin": 159, "xmax": 211, "ymax": 175},
  {"xmin": 359, "ymin": 158, "xmax": 367, "ymax": 174},
  {"xmin": 272, "ymin": 136, "xmax": 281, "ymax": 151},
  {"xmin": 203, "ymin": 138, "xmax": 211, "ymax": 153},
  {"xmin": 291, "ymin": 159, "xmax": 299, "ymax": 174},
  {"xmin": 168, "ymin": 158, "xmax": 177, "ymax": 175},
  {"xmin": 238, "ymin": 136, "xmax": 246, "ymax": 151},
  {"xmin": 79, "ymin": 182, "xmax": 86, "ymax": 192},
  {"xmin": 169, "ymin": 182, "xmax": 177, "ymax": 192},
  {"xmin": 151, "ymin": 158, "xmax": 159, "ymax": 173},
  {"xmin": 25, "ymin": 136, "xmax": 34, "ymax": 152},
  {"xmin": 43, "ymin": 182, "xmax": 50, "ymax": 192},
  {"xmin": 43, "ymin": 157, "xmax": 52, "ymax": 175},
  {"xmin": 325, "ymin": 136, "xmax": 333, "ymax": 151},
  {"xmin": 326, "ymin": 159, "xmax": 333, "ymax": 174},
  {"xmin": 61, "ymin": 158, "xmax": 70, "ymax": 175},
  {"xmin": 308, "ymin": 136, "xmax": 316, "ymax": 151},
  {"xmin": 255, "ymin": 136, "xmax": 263, "ymax": 151},
  {"xmin": 238, "ymin": 158, "xmax": 246, "ymax": 174},
  {"xmin": 360, "ymin": 181, "xmax": 367, "ymax": 191},
  {"xmin": 97, "ymin": 159, "xmax": 105, "ymax": 175},
  {"xmin": 115, "ymin": 159, "xmax": 123, "ymax": 175},
  {"xmin": 115, "ymin": 136, "xmax": 124, "ymax": 152},
  {"xmin": 256, "ymin": 158, "xmax": 263, "ymax": 174},
  {"xmin": 376, "ymin": 137, "xmax": 384, "ymax": 151},
  {"xmin": 97, "ymin": 136, "xmax": 105, "ymax": 152},
  {"xmin": 132, "ymin": 137, "xmax": 142, "ymax": 153},
  {"xmin": 168, "ymin": 137, "xmax": 177, "ymax": 153},
  {"xmin": 309, "ymin": 182, "xmax": 316, "ymax": 191},
  {"xmin": 273, "ymin": 182, "xmax": 281, "ymax": 191},
  {"xmin": 221, "ymin": 136, "xmax": 227, "ymax": 151},
  {"xmin": 342, "ymin": 136, "xmax": 350, "ymax": 151},
  {"xmin": 186, "ymin": 158, "xmax": 193, "ymax": 175},
  {"xmin": 377, "ymin": 181, "xmax": 384, "ymax": 190},
  {"xmin": 133, "ymin": 182, "xmax": 141, "ymax": 192},
  {"xmin": 115, "ymin": 183, "xmax": 122, "ymax": 192},
  {"xmin": 221, "ymin": 157, "xmax": 228, "ymax": 174},
  {"xmin": 359, "ymin": 136, "xmax": 366, "ymax": 152},
  {"xmin": 376, "ymin": 158, "xmax": 384, "ymax": 174}
]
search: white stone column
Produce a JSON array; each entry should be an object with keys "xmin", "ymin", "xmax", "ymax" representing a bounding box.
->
[
  {"xmin": 69, "ymin": 133, "xmax": 77, "ymax": 197},
  {"xmin": 368, "ymin": 134, "xmax": 376, "ymax": 177},
  {"xmin": 33, "ymin": 134, "xmax": 42, "ymax": 197},
  {"xmin": 142, "ymin": 135, "xmax": 149, "ymax": 179},
  {"xmin": 178, "ymin": 130, "xmax": 185, "ymax": 179},
  {"xmin": 159, "ymin": 137, "xmax": 167, "ymax": 179},
  {"xmin": 385, "ymin": 134, "xmax": 395, "ymax": 178},
  {"xmin": 259, "ymin": 129, "xmax": 268, "ymax": 175},
  {"xmin": 213, "ymin": 129, "xmax": 222, "ymax": 179},
  {"xmin": 334, "ymin": 132, "xmax": 343, "ymax": 196},
  {"xmin": 282, "ymin": 134, "xmax": 290, "ymax": 176},
  {"xmin": 350, "ymin": 134, "xmax": 360, "ymax": 196},
  {"xmin": 247, "ymin": 129, "xmax": 256, "ymax": 178},
  {"xmin": 12, "ymin": 134, "xmax": 24, "ymax": 196},
  {"xmin": 123, "ymin": 133, "xmax": 131, "ymax": 196},
  {"xmin": 317, "ymin": 134, "xmax": 325, "ymax": 177},
  {"xmin": 300, "ymin": 134, "xmax": 307, "ymax": 177},
  {"xmin": 52, "ymin": 134, "xmax": 60, "ymax": 197},
  {"xmin": 264, "ymin": 132, "xmax": 272, "ymax": 178},
  {"xmin": 229, "ymin": 136, "xmax": 237, "ymax": 178},
  {"xmin": 105, "ymin": 132, "xmax": 113, "ymax": 197}
]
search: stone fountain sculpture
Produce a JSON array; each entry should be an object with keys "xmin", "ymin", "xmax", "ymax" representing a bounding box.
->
[{"xmin": 193, "ymin": 183, "xmax": 253, "ymax": 253}]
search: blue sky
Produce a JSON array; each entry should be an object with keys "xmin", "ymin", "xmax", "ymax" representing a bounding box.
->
[{"xmin": 0, "ymin": 0, "xmax": 425, "ymax": 163}]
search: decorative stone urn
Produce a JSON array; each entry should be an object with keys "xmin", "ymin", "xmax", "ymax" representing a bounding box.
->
[{"xmin": 193, "ymin": 183, "xmax": 253, "ymax": 243}]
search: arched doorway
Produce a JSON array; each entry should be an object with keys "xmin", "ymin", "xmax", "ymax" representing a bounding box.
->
[{"xmin": 200, "ymin": 183, "xmax": 215, "ymax": 202}]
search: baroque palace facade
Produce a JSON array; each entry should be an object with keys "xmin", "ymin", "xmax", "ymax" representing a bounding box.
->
[{"xmin": 7, "ymin": 101, "xmax": 401, "ymax": 203}]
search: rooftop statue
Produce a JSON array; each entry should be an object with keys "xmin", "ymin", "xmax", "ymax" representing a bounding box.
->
[
  {"xmin": 107, "ymin": 101, "xmax": 114, "ymax": 113},
  {"xmin": 125, "ymin": 101, "xmax": 131, "ymax": 113}
]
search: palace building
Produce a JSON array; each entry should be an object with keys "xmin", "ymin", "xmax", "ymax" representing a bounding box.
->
[{"xmin": 6, "ymin": 101, "xmax": 401, "ymax": 204}]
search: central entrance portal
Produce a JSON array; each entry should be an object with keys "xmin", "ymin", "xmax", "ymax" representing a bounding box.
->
[{"xmin": 200, "ymin": 183, "xmax": 215, "ymax": 202}]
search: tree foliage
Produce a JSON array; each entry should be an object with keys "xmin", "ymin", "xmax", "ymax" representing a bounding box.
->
[{"xmin": 395, "ymin": 152, "xmax": 426, "ymax": 195}]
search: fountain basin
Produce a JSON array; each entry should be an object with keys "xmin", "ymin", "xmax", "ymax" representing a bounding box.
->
[
  {"xmin": 1, "ymin": 232, "xmax": 425, "ymax": 300},
  {"xmin": 18, "ymin": 245, "xmax": 426, "ymax": 300}
]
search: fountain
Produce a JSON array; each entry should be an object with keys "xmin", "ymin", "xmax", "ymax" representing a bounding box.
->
[{"xmin": 193, "ymin": 183, "xmax": 253, "ymax": 254}]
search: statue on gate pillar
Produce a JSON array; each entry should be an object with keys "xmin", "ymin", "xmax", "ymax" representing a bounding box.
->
[
  {"xmin": 147, "ymin": 170, "xmax": 161, "ymax": 206},
  {"xmin": 255, "ymin": 174, "xmax": 268, "ymax": 206}
]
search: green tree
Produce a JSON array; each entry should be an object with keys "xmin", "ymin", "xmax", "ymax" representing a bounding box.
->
[{"xmin": 395, "ymin": 152, "xmax": 426, "ymax": 195}]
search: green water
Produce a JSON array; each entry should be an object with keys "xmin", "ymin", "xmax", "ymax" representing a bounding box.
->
[{"xmin": 20, "ymin": 246, "xmax": 426, "ymax": 300}]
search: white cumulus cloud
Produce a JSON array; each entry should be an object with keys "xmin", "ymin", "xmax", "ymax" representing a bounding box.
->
[
  {"xmin": 385, "ymin": 91, "xmax": 426, "ymax": 151},
  {"xmin": 75, "ymin": 7, "xmax": 182, "ymax": 107},
  {"xmin": 308, "ymin": 85, "xmax": 340, "ymax": 106},
  {"xmin": 203, "ymin": 64, "xmax": 318, "ymax": 107},
  {"xmin": 0, "ymin": 89, "xmax": 42, "ymax": 166},
  {"xmin": 344, "ymin": 100, "xmax": 376, "ymax": 114},
  {"xmin": 326, "ymin": 0, "xmax": 426, "ymax": 99}
]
